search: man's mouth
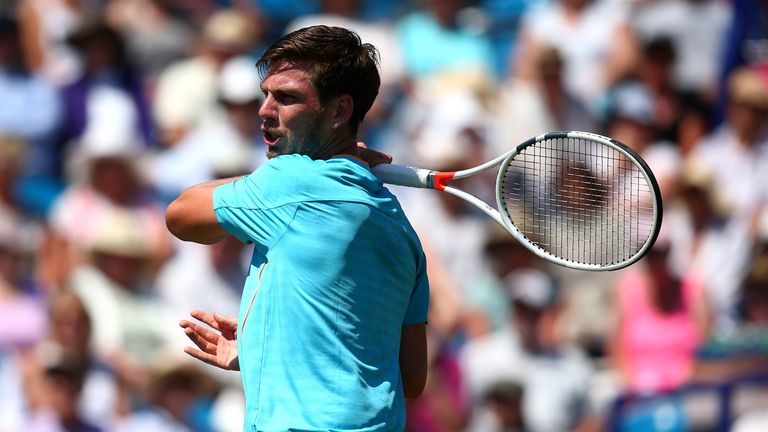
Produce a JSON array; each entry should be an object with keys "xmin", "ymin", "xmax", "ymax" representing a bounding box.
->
[{"xmin": 262, "ymin": 129, "xmax": 282, "ymax": 146}]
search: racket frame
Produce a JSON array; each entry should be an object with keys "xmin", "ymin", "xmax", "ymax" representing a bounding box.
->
[
  {"xmin": 374, "ymin": 131, "xmax": 663, "ymax": 271},
  {"xmin": 493, "ymin": 131, "xmax": 663, "ymax": 271}
]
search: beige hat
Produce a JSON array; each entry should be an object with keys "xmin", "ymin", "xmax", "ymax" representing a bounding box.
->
[
  {"xmin": 729, "ymin": 67, "xmax": 768, "ymax": 110},
  {"xmin": 678, "ymin": 158, "xmax": 733, "ymax": 217},
  {"xmin": 90, "ymin": 209, "xmax": 152, "ymax": 258},
  {"xmin": 203, "ymin": 10, "xmax": 255, "ymax": 51}
]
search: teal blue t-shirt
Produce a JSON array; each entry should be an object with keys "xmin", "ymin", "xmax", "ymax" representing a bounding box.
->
[{"xmin": 213, "ymin": 154, "xmax": 429, "ymax": 432}]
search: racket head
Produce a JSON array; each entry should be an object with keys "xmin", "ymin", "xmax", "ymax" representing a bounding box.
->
[{"xmin": 495, "ymin": 131, "xmax": 663, "ymax": 271}]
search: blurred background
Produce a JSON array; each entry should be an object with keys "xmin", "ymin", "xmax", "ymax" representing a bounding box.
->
[{"xmin": 0, "ymin": 0, "xmax": 766, "ymax": 430}]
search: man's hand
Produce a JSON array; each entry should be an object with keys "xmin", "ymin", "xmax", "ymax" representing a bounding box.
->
[
  {"xmin": 180, "ymin": 310, "xmax": 240, "ymax": 371},
  {"xmin": 356, "ymin": 142, "xmax": 392, "ymax": 167}
]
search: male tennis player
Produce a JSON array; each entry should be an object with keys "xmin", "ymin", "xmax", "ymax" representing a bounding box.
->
[{"xmin": 166, "ymin": 25, "xmax": 429, "ymax": 431}]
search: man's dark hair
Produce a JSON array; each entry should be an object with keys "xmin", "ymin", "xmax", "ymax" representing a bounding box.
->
[{"xmin": 256, "ymin": 25, "xmax": 380, "ymax": 134}]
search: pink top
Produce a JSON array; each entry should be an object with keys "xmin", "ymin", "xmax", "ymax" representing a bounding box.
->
[
  {"xmin": 618, "ymin": 270, "xmax": 703, "ymax": 393},
  {"xmin": 0, "ymin": 296, "xmax": 49, "ymax": 348}
]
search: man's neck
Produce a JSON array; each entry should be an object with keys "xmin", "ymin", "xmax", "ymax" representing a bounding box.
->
[{"xmin": 313, "ymin": 134, "xmax": 358, "ymax": 160}]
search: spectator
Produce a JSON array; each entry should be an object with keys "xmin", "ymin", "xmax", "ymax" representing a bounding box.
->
[
  {"xmin": 114, "ymin": 363, "xmax": 218, "ymax": 432},
  {"xmin": 19, "ymin": 349, "xmax": 102, "ymax": 432},
  {"xmin": 608, "ymin": 237, "xmax": 711, "ymax": 394},
  {"xmin": 0, "ymin": 199, "xmax": 48, "ymax": 431},
  {"xmin": 689, "ymin": 66, "xmax": 768, "ymax": 222},
  {"xmin": 633, "ymin": 37, "xmax": 685, "ymax": 143},
  {"xmin": 0, "ymin": 17, "xmax": 61, "ymax": 179},
  {"xmin": 56, "ymin": 19, "xmax": 154, "ymax": 172},
  {"xmin": 631, "ymin": 0, "xmax": 732, "ymax": 99},
  {"xmin": 605, "ymin": 81, "xmax": 681, "ymax": 200},
  {"xmin": 104, "ymin": 0, "xmax": 195, "ymax": 81},
  {"xmin": 466, "ymin": 381, "xmax": 527, "ymax": 432},
  {"xmin": 0, "ymin": 201, "xmax": 47, "ymax": 350},
  {"xmin": 43, "ymin": 291, "xmax": 119, "ymax": 429},
  {"xmin": 666, "ymin": 161, "xmax": 752, "ymax": 327},
  {"xmin": 15, "ymin": 0, "xmax": 85, "ymax": 85},
  {"xmin": 49, "ymin": 85, "xmax": 170, "ymax": 270},
  {"xmin": 149, "ymin": 55, "xmax": 265, "ymax": 202},
  {"xmin": 66, "ymin": 208, "xmax": 183, "ymax": 370},
  {"xmin": 513, "ymin": 0, "xmax": 639, "ymax": 111},
  {"xmin": 151, "ymin": 9, "xmax": 259, "ymax": 147},
  {"xmin": 460, "ymin": 269, "xmax": 594, "ymax": 432},
  {"xmin": 491, "ymin": 45, "xmax": 598, "ymax": 155},
  {"xmin": 396, "ymin": 0, "xmax": 495, "ymax": 80}
]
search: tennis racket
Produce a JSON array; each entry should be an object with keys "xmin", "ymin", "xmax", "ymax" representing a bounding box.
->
[{"xmin": 373, "ymin": 131, "xmax": 663, "ymax": 271}]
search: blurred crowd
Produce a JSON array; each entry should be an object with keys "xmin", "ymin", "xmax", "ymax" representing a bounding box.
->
[{"xmin": 0, "ymin": 0, "xmax": 767, "ymax": 431}]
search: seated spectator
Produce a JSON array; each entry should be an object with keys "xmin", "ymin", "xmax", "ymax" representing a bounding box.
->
[
  {"xmin": 466, "ymin": 380, "xmax": 527, "ymax": 432},
  {"xmin": 58, "ymin": 19, "xmax": 153, "ymax": 156},
  {"xmin": 491, "ymin": 45, "xmax": 598, "ymax": 156},
  {"xmin": 609, "ymin": 235, "xmax": 711, "ymax": 394},
  {"xmin": 0, "ymin": 17, "xmax": 61, "ymax": 180},
  {"xmin": 666, "ymin": 161, "xmax": 751, "ymax": 327},
  {"xmin": 44, "ymin": 291, "xmax": 118, "ymax": 429},
  {"xmin": 149, "ymin": 55, "xmax": 265, "ymax": 202},
  {"xmin": 19, "ymin": 349, "xmax": 101, "ymax": 432},
  {"xmin": 114, "ymin": 362, "xmax": 218, "ymax": 432},
  {"xmin": 151, "ymin": 9, "xmax": 259, "ymax": 147},
  {"xmin": 67, "ymin": 208, "xmax": 183, "ymax": 370},
  {"xmin": 513, "ymin": 0, "xmax": 638, "ymax": 110},
  {"xmin": 689, "ymin": 66, "xmax": 768, "ymax": 223},
  {"xmin": 50, "ymin": 86, "xmax": 170, "ymax": 272},
  {"xmin": 396, "ymin": 0, "xmax": 495, "ymax": 80},
  {"xmin": 460, "ymin": 269, "xmax": 594, "ymax": 432}
]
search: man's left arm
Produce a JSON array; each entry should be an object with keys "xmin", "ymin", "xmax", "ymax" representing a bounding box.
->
[
  {"xmin": 400, "ymin": 323, "xmax": 427, "ymax": 399},
  {"xmin": 166, "ymin": 177, "xmax": 240, "ymax": 244}
]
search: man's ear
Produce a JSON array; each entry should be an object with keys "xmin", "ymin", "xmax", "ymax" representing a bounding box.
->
[{"xmin": 332, "ymin": 94, "xmax": 354, "ymax": 129}]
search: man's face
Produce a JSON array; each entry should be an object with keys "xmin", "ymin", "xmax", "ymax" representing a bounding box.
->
[{"xmin": 258, "ymin": 61, "xmax": 335, "ymax": 159}]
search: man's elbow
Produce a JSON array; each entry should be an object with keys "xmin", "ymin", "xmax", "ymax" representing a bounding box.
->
[
  {"xmin": 165, "ymin": 198, "xmax": 198, "ymax": 241},
  {"xmin": 164, "ymin": 192, "xmax": 222, "ymax": 244},
  {"xmin": 165, "ymin": 199, "xmax": 184, "ymax": 239}
]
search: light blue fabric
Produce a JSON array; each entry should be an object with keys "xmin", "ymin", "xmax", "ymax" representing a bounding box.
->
[
  {"xmin": 397, "ymin": 12, "xmax": 495, "ymax": 78},
  {"xmin": 213, "ymin": 154, "xmax": 429, "ymax": 432}
]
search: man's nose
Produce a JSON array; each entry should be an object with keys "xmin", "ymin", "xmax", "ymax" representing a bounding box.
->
[{"xmin": 258, "ymin": 95, "xmax": 275, "ymax": 118}]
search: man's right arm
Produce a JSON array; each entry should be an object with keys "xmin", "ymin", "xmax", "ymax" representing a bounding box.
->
[{"xmin": 165, "ymin": 177, "xmax": 239, "ymax": 244}]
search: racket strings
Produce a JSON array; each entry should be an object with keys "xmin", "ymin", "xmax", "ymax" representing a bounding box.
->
[{"xmin": 501, "ymin": 137, "xmax": 655, "ymax": 266}]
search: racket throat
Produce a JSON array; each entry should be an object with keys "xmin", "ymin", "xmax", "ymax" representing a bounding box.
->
[{"xmin": 431, "ymin": 171, "xmax": 456, "ymax": 191}]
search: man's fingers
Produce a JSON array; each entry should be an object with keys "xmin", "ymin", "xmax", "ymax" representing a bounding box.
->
[
  {"xmin": 180, "ymin": 321, "xmax": 219, "ymax": 347},
  {"xmin": 356, "ymin": 145, "xmax": 393, "ymax": 167},
  {"xmin": 183, "ymin": 347, "xmax": 221, "ymax": 368},
  {"xmin": 213, "ymin": 313, "xmax": 238, "ymax": 330},
  {"xmin": 183, "ymin": 328, "xmax": 218, "ymax": 354},
  {"xmin": 190, "ymin": 310, "xmax": 221, "ymax": 330}
]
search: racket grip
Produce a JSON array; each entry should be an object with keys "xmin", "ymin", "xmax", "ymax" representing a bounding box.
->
[{"xmin": 372, "ymin": 164, "xmax": 433, "ymax": 189}]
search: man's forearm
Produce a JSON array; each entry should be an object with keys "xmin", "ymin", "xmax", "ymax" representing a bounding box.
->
[{"xmin": 165, "ymin": 177, "xmax": 241, "ymax": 244}]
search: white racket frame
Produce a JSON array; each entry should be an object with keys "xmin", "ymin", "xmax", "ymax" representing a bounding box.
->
[{"xmin": 373, "ymin": 131, "xmax": 663, "ymax": 271}]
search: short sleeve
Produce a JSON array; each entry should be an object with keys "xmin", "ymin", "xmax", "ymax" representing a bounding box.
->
[
  {"xmin": 403, "ymin": 255, "xmax": 430, "ymax": 326},
  {"xmin": 212, "ymin": 166, "xmax": 297, "ymax": 253}
]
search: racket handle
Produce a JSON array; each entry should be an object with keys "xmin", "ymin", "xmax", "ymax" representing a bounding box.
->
[{"xmin": 372, "ymin": 164, "xmax": 434, "ymax": 189}]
